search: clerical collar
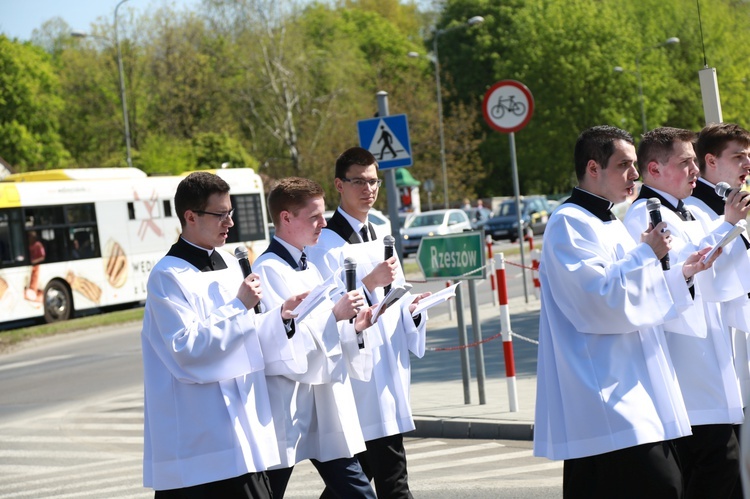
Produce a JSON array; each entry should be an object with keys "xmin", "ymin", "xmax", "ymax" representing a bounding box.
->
[
  {"xmin": 637, "ymin": 185, "xmax": 680, "ymax": 211},
  {"xmin": 182, "ymin": 237, "xmax": 213, "ymax": 256},
  {"xmin": 691, "ymin": 178, "xmax": 725, "ymax": 215},
  {"xmin": 337, "ymin": 207, "xmax": 369, "ymax": 238},
  {"xmin": 565, "ymin": 187, "xmax": 616, "ymax": 222},
  {"xmin": 166, "ymin": 237, "xmax": 228, "ymax": 272},
  {"xmin": 272, "ymin": 235, "xmax": 304, "ymax": 264}
]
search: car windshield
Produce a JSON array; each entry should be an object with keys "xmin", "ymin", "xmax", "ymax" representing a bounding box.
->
[
  {"xmin": 408, "ymin": 213, "xmax": 444, "ymax": 227},
  {"xmin": 496, "ymin": 203, "xmax": 517, "ymax": 217}
]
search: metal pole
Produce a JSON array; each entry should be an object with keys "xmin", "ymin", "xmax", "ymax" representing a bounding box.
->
[
  {"xmin": 636, "ymin": 55, "xmax": 647, "ymax": 134},
  {"xmin": 454, "ymin": 281, "xmax": 471, "ymax": 404},
  {"xmin": 376, "ymin": 92, "xmax": 405, "ymax": 259},
  {"xmin": 434, "ymin": 33, "xmax": 449, "ymax": 209},
  {"xmin": 467, "ymin": 279, "xmax": 486, "ymax": 404},
  {"xmin": 509, "ymin": 132, "xmax": 529, "ymax": 302},
  {"xmin": 115, "ymin": 0, "xmax": 133, "ymax": 169}
]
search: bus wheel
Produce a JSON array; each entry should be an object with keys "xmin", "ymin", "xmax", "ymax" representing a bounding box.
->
[{"xmin": 44, "ymin": 280, "xmax": 73, "ymax": 323}]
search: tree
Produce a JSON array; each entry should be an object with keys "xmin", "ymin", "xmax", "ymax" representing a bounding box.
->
[{"xmin": 0, "ymin": 36, "xmax": 70, "ymax": 170}]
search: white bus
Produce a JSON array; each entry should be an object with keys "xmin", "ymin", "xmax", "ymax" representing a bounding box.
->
[{"xmin": 0, "ymin": 167, "xmax": 269, "ymax": 326}]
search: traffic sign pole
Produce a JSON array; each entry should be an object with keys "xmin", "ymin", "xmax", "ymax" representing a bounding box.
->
[
  {"xmin": 467, "ymin": 279, "xmax": 487, "ymax": 404},
  {"xmin": 375, "ymin": 92, "xmax": 404, "ymax": 259},
  {"xmin": 454, "ymin": 281, "xmax": 471, "ymax": 404},
  {"xmin": 483, "ymin": 80, "xmax": 534, "ymax": 304}
]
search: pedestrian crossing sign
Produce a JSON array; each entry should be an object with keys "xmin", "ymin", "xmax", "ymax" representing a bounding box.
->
[{"xmin": 357, "ymin": 114, "xmax": 412, "ymax": 169}]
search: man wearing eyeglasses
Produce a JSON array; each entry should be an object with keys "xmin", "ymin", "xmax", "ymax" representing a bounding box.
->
[
  {"xmin": 141, "ymin": 171, "xmax": 307, "ymax": 498},
  {"xmin": 307, "ymin": 147, "xmax": 430, "ymax": 499}
]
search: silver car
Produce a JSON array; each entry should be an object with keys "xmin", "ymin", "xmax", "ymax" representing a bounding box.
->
[{"xmin": 401, "ymin": 209, "xmax": 473, "ymax": 257}]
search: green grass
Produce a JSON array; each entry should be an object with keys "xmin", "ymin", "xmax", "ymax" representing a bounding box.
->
[{"xmin": 0, "ymin": 307, "xmax": 144, "ymax": 353}]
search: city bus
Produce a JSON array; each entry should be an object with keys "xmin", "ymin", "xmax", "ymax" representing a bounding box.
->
[{"xmin": 0, "ymin": 167, "xmax": 269, "ymax": 326}]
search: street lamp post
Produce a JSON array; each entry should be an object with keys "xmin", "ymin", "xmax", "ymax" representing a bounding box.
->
[
  {"xmin": 74, "ymin": 0, "xmax": 133, "ymax": 168},
  {"xmin": 423, "ymin": 16, "xmax": 484, "ymax": 209},
  {"xmin": 114, "ymin": 0, "xmax": 133, "ymax": 169},
  {"xmin": 614, "ymin": 37, "xmax": 679, "ymax": 134}
]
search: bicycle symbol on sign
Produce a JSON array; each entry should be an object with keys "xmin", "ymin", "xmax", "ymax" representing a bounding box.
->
[{"xmin": 490, "ymin": 94, "xmax": 527, "ymax": 120}]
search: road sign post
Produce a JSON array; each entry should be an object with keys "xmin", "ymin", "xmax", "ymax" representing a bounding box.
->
[
  {"xmin": 416, "ymin": 231, "xmax": 486, "ymax": 280},
  {"xmin": 417, "ymin": 231, "xmax": 487, "ymax": 403},
  {"xmin": 482, "ymin": 80, "xmax": 534, "ymax": 303}
]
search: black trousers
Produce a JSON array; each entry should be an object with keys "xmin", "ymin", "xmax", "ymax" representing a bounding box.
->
[
  {"xmin": 267, "ymin": 457, "xmax": 375, "ymax": 499},
  {"xmin": 154, "ymin": 471, "xmax": 272, "ymax": 499},
  {"xmin": 563, "ymin": 441, "xmax": 682, "ymax": 499},
  {"xmin": 674, "ymin": 423, "xmax": 739, "ymax": 499},
  {"xmin": 320, "ymin": 433, "xmax": 413, "ymax": 499}
]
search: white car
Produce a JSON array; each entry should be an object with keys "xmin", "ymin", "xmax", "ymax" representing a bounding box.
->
[{"xmin": 401, "ymin": 209, "xmax": 472, "ymax": 257}]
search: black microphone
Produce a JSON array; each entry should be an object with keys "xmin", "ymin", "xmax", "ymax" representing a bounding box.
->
[
  {"xmin": 646, "ymin": 198, "xmax": 670, "ymax": 271},
  {"xmin": 716, "ymin": 182, "xmax": 733, "ymax": 199},
  {"xmin": 344, "ymin": 257, "xmax": 357, "ymax": 324},
  {"xmin": 383, "ymin": 235, "xmax": 395, "ymax": 295},
  {"xmin": 235, "ymin": 246, "xmax": 262, "ymax": 313}
]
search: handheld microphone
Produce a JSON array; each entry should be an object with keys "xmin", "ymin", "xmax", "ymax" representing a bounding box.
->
[
  {"xmin": 383, "ymin": 235, "xmax": 395, "ymax": 295},
  {"xmin": 344, "ymin": 257, "xmax": 357, "ymax": 323},
  {"xmin": 716, "ymin": 182, "xmax": 733, "ymax": 199},
  {"xmin": 646, "ymin": 198, "xmax": 670, "ymax": 271},
  {"xmin": 235, "ymin": 246, "xmax": 262, "ymax": 313}
]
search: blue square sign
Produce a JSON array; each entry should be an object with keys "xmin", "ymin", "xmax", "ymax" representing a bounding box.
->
[{"xmin": 357, "ymin": 114, "xmax": 412, "ymax": 169}]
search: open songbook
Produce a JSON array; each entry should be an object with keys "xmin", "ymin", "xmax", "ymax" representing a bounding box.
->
[
  {"xmin": 705, "ymin": 219, "xmax": 747, "ymax": 261},
  {"xmin": 369, "ymin": 284, "xmax": 413, "ymax": 325},
  {"xmin": 410, "ymin": 281, "xmax": 459, "ymax": 316},
  {"xmin": 288, "ymin": 274, "xmax": 338, "ymax": 323}
]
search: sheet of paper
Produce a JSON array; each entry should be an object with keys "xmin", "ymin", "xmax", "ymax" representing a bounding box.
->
[
  {"xmin": 289, "ymin": 277, "xmax": 337, "ymax": 323},
  {"xmin": 705, "ymin": 219, "xmax": 747, "ymax": 261},
  {"xmin": 369, "ymin": 284, "xmax": 413, "ymax": 325},
  {"xmin": 411, "ymin": 281, "xmax": 459, "ymax": 317}
]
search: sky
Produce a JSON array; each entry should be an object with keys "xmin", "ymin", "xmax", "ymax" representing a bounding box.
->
[{"xmin": 0, "ymin": 0, "xmax": 202, "ymax": 41}]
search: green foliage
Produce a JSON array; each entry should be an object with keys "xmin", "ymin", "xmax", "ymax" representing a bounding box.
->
[
  {"xmin": 0, "ymin": 35, "xmax": 70, "ymax": 170},
  {"xmin": 192, "ymin": 132, "xmax": 259, "ymax": 171},
  {"xmin": 7, "ymin": 0, "xmax": 750, "ymax": 208}
]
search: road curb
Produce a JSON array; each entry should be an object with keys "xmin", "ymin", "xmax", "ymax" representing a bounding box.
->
[{"xmin": 411, "ymin": 417, "xmax": 534, "ymax": 441}]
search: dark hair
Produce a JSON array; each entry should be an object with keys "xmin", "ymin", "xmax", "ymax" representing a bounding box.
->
[
  {"xmin": 574, "ymin": 125, "xmax": 634, "ymax": 181},
  {"xmin": 335, "ymin": 147, "xmax": 378, "ymax": 179},
  {"xmin": 637, "ymin": 127, "xmax": 696, "ymax": 178},
  {"xmin": 695, "ymin": 123, "xmax": 750, "ymax": 174},
  {"xmin": 174, "ymin": 171, "xmax": 230, "ymax": 226},
  {"xmin": 267, "ymin": 177, "xmax": 325, "ymax": 226}
]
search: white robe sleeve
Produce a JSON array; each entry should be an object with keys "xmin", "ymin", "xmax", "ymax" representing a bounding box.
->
[
  {"xmin": 546, "ymin": 210, "xmax": 684, "ymax": 335},
  {"xmin": 623, "ymin": 201, "xmax": 707, "ymax": 337},
  {"xmin": 143, "ymin": 261, "xmax": 266, "ymax": 384}
]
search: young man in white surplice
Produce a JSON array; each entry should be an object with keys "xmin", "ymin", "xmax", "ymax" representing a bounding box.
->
[{"xmin": 253, "ymin": 177, "xmax": 378, "ymax": 499}]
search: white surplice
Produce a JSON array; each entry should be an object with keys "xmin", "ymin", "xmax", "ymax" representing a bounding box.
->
[
  {"xmin": 624, "ymin": 196, "xmax": 744, "ymax": 426},
  {"xmin": 686, "ymin": 189, "xmax": 750, "ymax": 407},
  {"xmin": 533, "ymin": 202, "xmax": 695, "ymax": 461},
  {"xmin": 141, "ymin": 250, "xmax": 297, "ymax": 490},
  {"xmin": 307, "ymin": 224, "xmax": 427, "ymax": 441},
  {"xmin": 254, "ymin": 249, "xmax": 375, "ymax": 466}
]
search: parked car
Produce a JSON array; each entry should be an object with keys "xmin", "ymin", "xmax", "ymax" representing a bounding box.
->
[
  {"xmin": 463, "ymin": 207, "xmax": 492, "ymax": 230},
  {"xmin": 401, "ymin": 209, "xmax": 473, "ymax": 256},
  {"xmin": 484, "ymin": 196, "xmax": 551, "ymax": 242}
]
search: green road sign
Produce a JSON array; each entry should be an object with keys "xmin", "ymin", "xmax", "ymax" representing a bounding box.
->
[{"xmin": 416, "ymin": 231, "xmax": 486, "ymax": 280}]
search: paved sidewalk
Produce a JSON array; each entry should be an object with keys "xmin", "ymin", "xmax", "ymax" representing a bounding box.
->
[{"xmin": 409, "ymin": 293, "xmax": 542, "ymax": 441}]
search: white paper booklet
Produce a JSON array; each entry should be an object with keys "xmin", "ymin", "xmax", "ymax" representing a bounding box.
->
[
  {"xmin": 369, "ymin": 284, "xmax": 413, "ymax": 325},
  {"xmin": 411, "ymin": 281, "xmax": 459, "ymax": 317},
  {"xmin": 705, "ymin": 219, "xmax": 747, "ymax": 261},
  {"xmin": 289, "ymin": 274, "xmax": 338, "ymax": 323}
]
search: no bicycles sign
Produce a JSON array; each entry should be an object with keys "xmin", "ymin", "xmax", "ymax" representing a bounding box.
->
[{"xmin": 482, "ymin": 80, "xmax": 534, "ymax": 133}]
